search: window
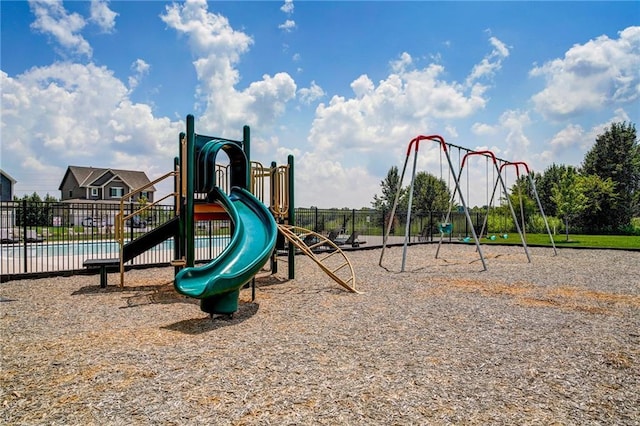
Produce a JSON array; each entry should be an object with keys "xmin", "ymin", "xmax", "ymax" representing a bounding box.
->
[
  {"xmin": 69, "ymin": 190, "xmax": 73, "ymax": 198},
  {"xmin": 91, "ymin": 188, "xmax": 98, "ymax": 197},
  {"xmin": 110, "ymin": 187, "xmax": 124, "ymax": 198}
]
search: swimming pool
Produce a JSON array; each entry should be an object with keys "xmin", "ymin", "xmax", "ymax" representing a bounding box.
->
[{"xmin": 0, "ymin": 236, "xmax": 231, "ymax": 275}]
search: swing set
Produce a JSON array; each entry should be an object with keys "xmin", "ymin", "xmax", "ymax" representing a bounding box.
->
[
  {"xmin": 435, "ymin": 149, "xmax": 531, "ymax": 264},
  {"xmin": 379, "ymin": 134, "xmax": 488, "ymax": 271},
  {"xmin": 380, "ymin": 134, "xmax": 557, "ymax": 272},
  {"xmin": 479, "ymin": 161, "xmax": 557, "ymax": 256}
]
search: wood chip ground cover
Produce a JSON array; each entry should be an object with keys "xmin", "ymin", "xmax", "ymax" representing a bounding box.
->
[{"xmin": 1, "ymin": 245, "xmax": 638, "ymax": 425}]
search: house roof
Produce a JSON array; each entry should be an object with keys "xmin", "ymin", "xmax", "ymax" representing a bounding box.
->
[
  {"xmin": 59, "ymin": 166, "xmax": 156, "ymax": 192},
  {"xmin": 1, "ymin": 169, "xmax": 17, "ymax": 183}
]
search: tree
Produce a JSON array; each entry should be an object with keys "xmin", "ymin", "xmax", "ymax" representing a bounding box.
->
[
  {"xmin": 535, "ymin": 163, "xmax": 569, "ymax": 217},
  {"xmin": 551, "ymin": 167, "xmax": 587, "ymax": 241},
  {"xmin": 632, "ymin": 140, "xmax": 640, "ymax": 217},
  {"xmin": 509, "ymin": 176, "xmax": 536, "ymax": 233},
  {"xmin": 372, "ymin": 166, "xmax": 405, "ymax": 212},
  {"xmin": 411, "ymin": 172, "xmax": 450, "ymax": 216},
  {"xmin": 372, "ymin": 166, "xmax": 406, "ymax": 233},
  {"xmin": 15, "ymin": 192, "xmax": 54, "ymax": 227},
  {"xmin": 576, "ymin": 174, "xmax": 617, "ymax": 233},
  {"xmin": 581, "ymin": 121, "xmax": 638, "ymax": 231}
]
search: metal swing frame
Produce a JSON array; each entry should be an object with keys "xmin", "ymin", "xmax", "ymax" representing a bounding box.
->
[
  {"xmin": 379, "ymin": 135, "xmax": 487, "ymax": 272},
  {"xmin": 478, "ymin": 161, "xmax": 557, "ymax": 256},
  {"xmin": 436, "ymin": 150, "xmax": 532, "ymax": 264}
]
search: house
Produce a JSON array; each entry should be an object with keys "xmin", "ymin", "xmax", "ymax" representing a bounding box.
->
[
  {"xmin": 58, "ymin": 166, "xmax": 156, "ymax": 203},
  {"xmin": 1, "ymin": 169, "xmax": 16, "ymax": 201},
  {"xmin": 1, "ymin": 169, "xmax": 17, "ymax": 231}
]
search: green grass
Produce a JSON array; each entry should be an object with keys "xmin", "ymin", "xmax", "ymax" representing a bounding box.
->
[{"xmin": 481, "ymin": 233, "xmax": 640, "ymax": 249}]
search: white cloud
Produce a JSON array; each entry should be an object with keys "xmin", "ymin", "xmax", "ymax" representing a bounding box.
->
[
  {"xmin": 128, "ymin": 59, "xmax": 150, "ymax": 90},
  {"xmin": 161, "ymin": 0, "xmax": 297, "ymax": 134},
  {"xmin": 497, "ymin": 109, "xmax": 531, "ymax": 157},
  {"xmin": 306, "ymin": 50, "xmax": 489, "ymax": 159},
  {"xmin": 548, "ymin": 124, "xmax": 585, "ymax": 149},
  {"xmin": 29, "ymin": 0, "xmax": 92, "ymax": 57},
  {"xmin": 350, "ymin": 75, "xmax": 374, "ymax": 98},
  {"xmin": 279, "ymin": 0, "xmax": 296, "ymax": 32},
  {"xmin": 466, "ymin": 36, "xmax": 510, "ymax": 84},
  {"xmin": 90, "ymin": 0, "xmax": 118, "ymax": 33},
  {"xmin": 278, "ymin": 19, "xmax": 296, "ymax": 32},
  {"xmin": 549, "ymin": 108, "xmax": 629, "ymax": 153},
  {"xmin": 294, "ymin": 37, "xmax": 511, "ymax": 207},
  {"xmin": 530, "ymin": 26, "xmax": 640, "ymax": 120},
  {"xmin": 535, "ymin": 107, "xmax": 633, "ymax": 169},
  {"xmin": 489, "ymin": 36, "xmax": 510, "ymax": 58},
  {"xmin": 294, "ymin": 153, "xmax": 381, "ymax": 208},
  {"xmin": 298, "ymin": 81, "xmax": 325, "ymax": 105},
  {"xmin": 471, "ymin": 122, "xmax": 498, "ymax": 136},
  {"xmin": 1, "ymin": 65, "xmax": 181, "ymax": 197},
  {"xmin": 131, "ymin": 59, "xmax": 150, "ymax": 75},
  {"xmin": 280, "ymin": 0, "xmax": 294, "ymax": 15},
  {"xmin": 390, "ymin": 52, "xmax": 413, "ymax": 73}
]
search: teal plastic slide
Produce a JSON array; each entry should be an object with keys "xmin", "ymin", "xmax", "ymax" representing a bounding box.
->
[{"xmin": 174, "ymin": 186, "xmax": 277, "ymax": 315}]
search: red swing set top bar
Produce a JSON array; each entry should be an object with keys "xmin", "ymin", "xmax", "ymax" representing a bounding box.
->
[
  {"xmin": 406, "ymin": 134, "xmax": 448, "ymax": 156},
  {"xmin": 460, "ymin": 150, "xmax": 499, "ymax": 169},
  {"xmin": 500, "ymin": 161, "xmax": 531, "ymax": 177},
  {"xmin": 405, "ymin": 135, "xmax": 513, "ymax": 167}
]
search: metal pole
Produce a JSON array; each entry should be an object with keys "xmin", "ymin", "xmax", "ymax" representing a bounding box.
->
[
  {"xmin": 435, "ymin": 155, "xmax": 460, "ymax": 260},
  {"xmin": 496, "ymin": 167, "xmax": 531, "ymax": 263},
  {"xmin": 379, "ymin": 148, "xmax": 411, "ymax": 267},
  {"xmin": 478, "ymin": 176, "xmax": 500, "ymax": 241},
  {"xmin": 448, "ymin": 152, "xmax": 487, "ymax": 270},
  {"xmin": 528, "ymin": 172, "xmax": 557, "ymax": 255},
  {"xmin": 287, "ymin": 155, "xmax": 295, "ymax": 280},
  {"xmin": 22, "ymin": 199, "xmax": 27, "ymax": 273},
  {"xmin": 185, "ymin": 115, "xmax": 195, "ymax": 267},
  {"xmin": 401, "ymin": 146, "xmax": 419, "ymax": 272}
]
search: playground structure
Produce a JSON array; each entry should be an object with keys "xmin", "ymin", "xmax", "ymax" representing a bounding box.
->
[
  {"xmin": 379, "ymin": 134, "xmax": 556, "ymax": 272},
  {"xmin": 107, "ymin": 115, "xmax": 356, "ymax": 316}
]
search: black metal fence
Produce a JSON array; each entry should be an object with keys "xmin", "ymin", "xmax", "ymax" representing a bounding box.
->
[
  {"xmin": 1, "ymin": 201, "xmax": 490, "ymax": 281},
  {"xmin": 296, "ymin": 207, "xmax": 491, "ymax": 242}
]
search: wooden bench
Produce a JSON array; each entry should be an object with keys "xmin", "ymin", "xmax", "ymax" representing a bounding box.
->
[{"xmin": 83, "ymin": 258, "xmax": 120, "ymax": 288}]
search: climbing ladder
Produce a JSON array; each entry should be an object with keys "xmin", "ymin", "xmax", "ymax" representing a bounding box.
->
[{"xmin": 277, "ymin": 225, "xmax": 359, "ymax": 294}]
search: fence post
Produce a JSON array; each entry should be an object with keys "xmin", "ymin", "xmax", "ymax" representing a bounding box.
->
[
  {"xmin": 351, "ymin": 209, "xmax": 355, "ymax": 235},
  {"xmin": 22, "ymin": 199, "xmax": 27, "ymax": 273},
  {"xmin": 429, "ymin": 212, "xmax": 433, "ymax": 242},
  {"xmin": 129, "ymin": 202, "xmax": 134, "ymax": 264}
]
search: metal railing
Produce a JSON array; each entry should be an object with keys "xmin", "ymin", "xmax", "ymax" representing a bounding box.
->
[
  {"xmin": 1, "ymin": 200, "xmax": 493, "ymax": 281},
  {"xmin": 0, "ymin": 200, "xmax": 231, "ymax": 280}
]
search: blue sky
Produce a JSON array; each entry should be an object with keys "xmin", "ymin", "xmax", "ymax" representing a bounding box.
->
[{"xmin": 1, "ymin": 1, "xmax": 639, "ymax": 208}]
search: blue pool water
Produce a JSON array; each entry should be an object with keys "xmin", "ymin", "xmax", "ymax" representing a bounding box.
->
[{"xmin": 1, "ymin": 236, "xmax": 230, "ymax": 258}]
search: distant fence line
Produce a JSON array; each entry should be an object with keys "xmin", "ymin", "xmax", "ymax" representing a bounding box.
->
[{"xmin": 1, "ymin": 201, "xmax": 491, "ymax": 281}]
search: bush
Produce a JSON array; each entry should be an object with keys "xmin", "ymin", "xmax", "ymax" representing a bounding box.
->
[
  {"xmin": 623, "ymin": 217, "xmax": 640, "ymax": 235},
  {"xmin": 527, "ymin": 214, "xmax": 562, "ymax": 234},
  {"xmin": 487, "ymin": 214, "xmax": 514, "ymax": 234}
]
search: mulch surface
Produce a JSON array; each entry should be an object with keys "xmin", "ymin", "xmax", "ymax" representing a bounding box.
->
[{"xmin": 1, "ymin": 244, "xmax": 639, "ymax": 425}]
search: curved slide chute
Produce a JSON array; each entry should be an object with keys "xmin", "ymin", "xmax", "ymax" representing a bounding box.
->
[{"xmin": 174, "ymin": 186, "xmax": 277, "ymax": 315}]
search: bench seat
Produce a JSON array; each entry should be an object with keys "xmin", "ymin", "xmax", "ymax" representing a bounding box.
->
[{"xmin": 83, "ymin": 258, "xmax": 119, "ymax": 288}]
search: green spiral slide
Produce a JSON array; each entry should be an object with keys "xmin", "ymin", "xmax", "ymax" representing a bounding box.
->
[{"xmin": 174, "ymin": 186, "xmax": 277, "ymax": 315}]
